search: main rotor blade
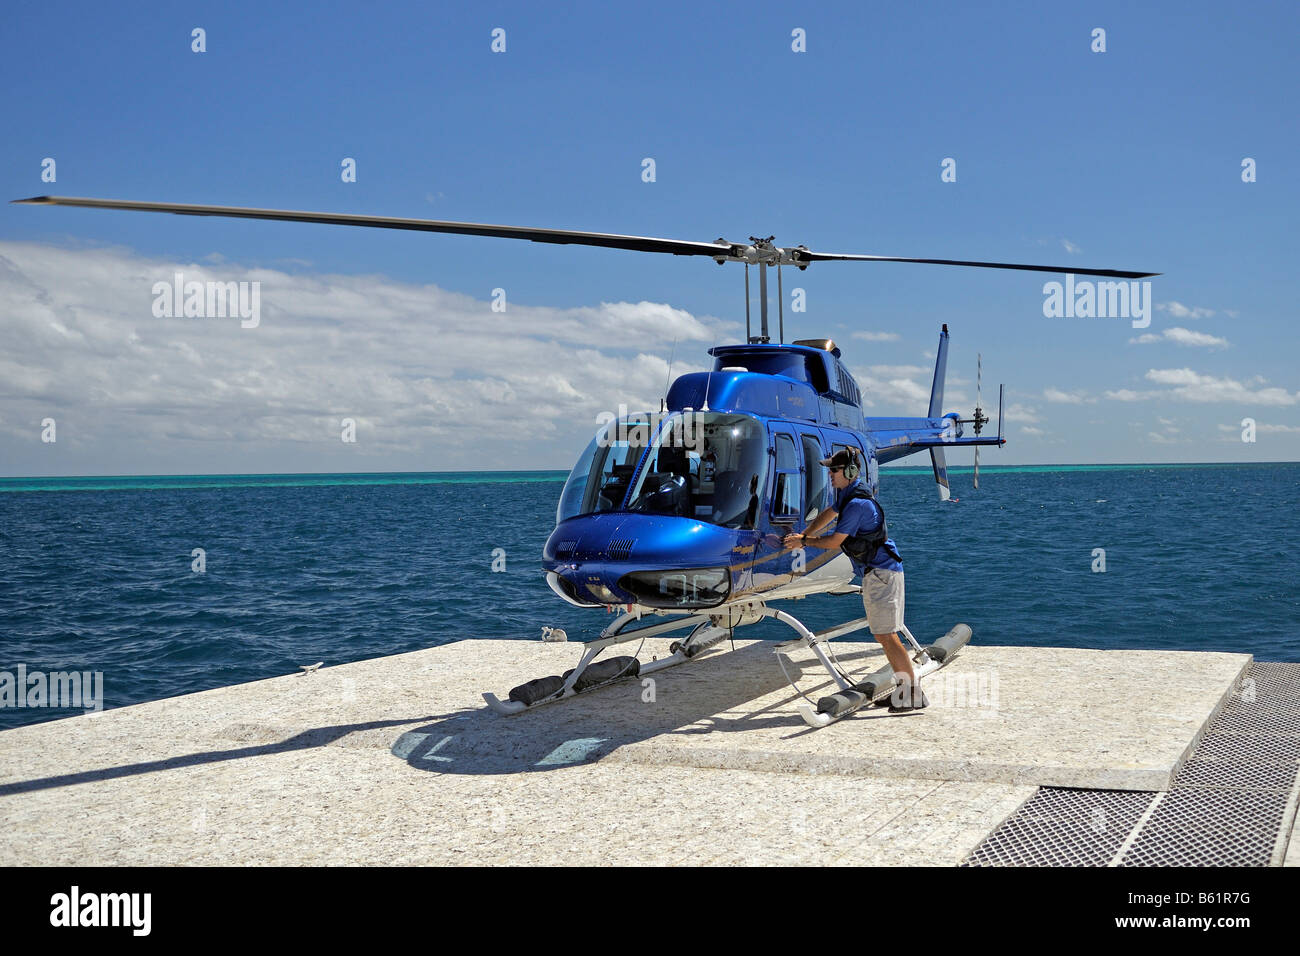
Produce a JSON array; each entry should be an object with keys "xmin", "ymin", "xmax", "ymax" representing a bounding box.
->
[
  {"xmin": 13, "ymin": 195, "xmax": 1159, "ymax": 277},
  {"xmin": 797, "ymin": 250, "xmax": 1158, "ymax": 279},
  {"xmin": 11, "ymin": 196, "xmax": 733, "ymax": 259}
]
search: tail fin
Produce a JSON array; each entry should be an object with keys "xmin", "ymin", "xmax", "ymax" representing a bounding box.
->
[
  {"xmin": 928, "ymin": 324, "xmax": 950, "ymax": 419},
  {"xmin": 929, "ymin": 325, "xmax": 951, "ymax": 500},
  {"xmin": 930, "ymin": 447, "xmax": 951, "ymax": 501}
]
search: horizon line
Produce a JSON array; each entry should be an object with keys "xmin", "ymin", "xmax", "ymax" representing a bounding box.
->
[{"xmin": 2, "ymin": 460, "xmax": 1296, "ymax": 483}]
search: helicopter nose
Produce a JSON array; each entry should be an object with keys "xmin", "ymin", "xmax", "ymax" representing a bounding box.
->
[{"xmin": 544, "ymin": 514, "xmax": 740, "ymax": 607}]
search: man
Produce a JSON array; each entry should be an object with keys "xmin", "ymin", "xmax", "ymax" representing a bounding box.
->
[{"xmin": 781, "ymin": 448, "xmax": 927, "ymax": 712}]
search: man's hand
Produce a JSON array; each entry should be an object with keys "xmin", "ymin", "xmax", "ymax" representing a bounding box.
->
[{"xmin": 782, "ymin": 532, "xmax": 804, "ymax": 551}]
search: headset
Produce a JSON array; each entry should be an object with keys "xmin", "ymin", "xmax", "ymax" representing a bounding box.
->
[{"xmin": 842, "ymin": 448, "xmax": 861, "ymax": 481}]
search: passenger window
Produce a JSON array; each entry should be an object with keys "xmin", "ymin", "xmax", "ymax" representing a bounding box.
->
[
  {"xmin": 801, "ymin": 435, "xmax": 827, "ymax": 521},
  {"xmin": 772, "ymin": 434, "xmax": 800, "ymax": 519}
]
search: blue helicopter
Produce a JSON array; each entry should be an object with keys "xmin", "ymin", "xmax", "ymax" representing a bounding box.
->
[{"xmin": 15, "ymin": 195, "xmax": 1155, "ymax": 726}]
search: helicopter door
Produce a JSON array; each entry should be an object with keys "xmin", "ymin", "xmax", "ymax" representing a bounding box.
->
[{"xmin": 768, "ymin": 428, "xmax": 802, "ymax": 530}]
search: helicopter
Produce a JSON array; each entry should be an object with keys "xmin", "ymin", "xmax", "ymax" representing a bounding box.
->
[{"xmin": 13, "ymin": 194, "xmax": 1156, "ymax": 727}]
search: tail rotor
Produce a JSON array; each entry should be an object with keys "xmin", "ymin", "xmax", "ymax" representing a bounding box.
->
[
  {"xmin": 974, "ymin": 355, "xmax": 983, "ymax": 489},
  {"xmin": 956, "ymin": 352, "xmax": 1003, "ymax": 492}
]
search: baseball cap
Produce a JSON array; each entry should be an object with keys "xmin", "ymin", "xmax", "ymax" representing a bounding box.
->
[{"xmin": 818, "ymin": 448, "xmax": 858, "ymax": 469}]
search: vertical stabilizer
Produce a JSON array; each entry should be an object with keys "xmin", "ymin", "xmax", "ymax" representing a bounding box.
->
[
  {"xmin": 928, "ymin": 324, "xmax": 950, "ymax": 419},
  {"xmin": 931, "ymin": 447, "xmax": 951, "ymax": 501}
]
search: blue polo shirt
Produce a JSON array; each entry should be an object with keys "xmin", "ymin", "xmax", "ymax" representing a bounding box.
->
[{"xmin": 833, "ymin": 478, "xmax": 903, "ymax": 575}]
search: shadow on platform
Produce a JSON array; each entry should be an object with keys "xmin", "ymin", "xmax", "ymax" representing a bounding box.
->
[
  {"xmin": 391, "ymin": 640, "xmax": 886, "ymax": 775},
  {"xmin": 0, "ymin": 716, "xmax": 434, "ymax": 797}
]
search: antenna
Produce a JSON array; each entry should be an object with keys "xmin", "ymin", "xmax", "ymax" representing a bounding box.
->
[
  {"xmin": 701, "ymin": 334, "xmax": 718, "ymax": 412},
  {"xmin": 661, "ymin": 338, "xmax": 677, "ymax": 412}
]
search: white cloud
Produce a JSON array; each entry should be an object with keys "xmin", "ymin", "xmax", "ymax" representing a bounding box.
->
[
  {"xmin": 880, "ymin": 377, "xmax": 930, "ymax": 405},
  {"xmin": 1105, "ymin": 368, "xmax": 1300, "ymax": 406},
  {"xmin": 0, "ymin": 242, "xmax": 729, "ymax": 469},
  {"xmin": 1217, "ymin": 422, "xmax": 1300, "ymax": 434},
  {"xmin": 1129, "ymin": 326, "xmax": 1229, "ymax": 349},
  {"xmin": 1020, "ymin": 425, "xmax": 1045, "ymax": 436},
  {"xmin": 1156, "ymin": 301, "xmax": 1216, "ymax": 319},
  {"xmin": 1004, "ymin": 402, "xmax": 1040, "ymax": 424},
  {"xmin": 1164, "ymin": 327, "xmax": 1229, "ymax": 348},
  {"xmin": 1149, "ymin": 369, "xmax": 1289, "ymax": 405},
  {"xmin": 1043, "ymin": 387, "xmax": 1095, "ymax": 404},
  {"xmin": 851, "ymin": 330, "xmax": 901, "ymax": 342},
  {"xmin": 846, "ymin": 364, "xmax": 934, "ymax": 412},
  {"xmin": 868, "ymin": 364, "xmax": 929, "ymax": 378},
  {"xmin": 1061, "ymin": 239, "xmax": 1081, "ymax": 254}
]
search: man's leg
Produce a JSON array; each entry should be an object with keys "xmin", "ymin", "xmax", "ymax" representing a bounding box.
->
[
  {"xmin": 864, "ymin": 569, "xmax": 913, "ymax": 681},
  {"xmin": 874, "ymin": 632, "xmax": 916, "ymax": 686}
]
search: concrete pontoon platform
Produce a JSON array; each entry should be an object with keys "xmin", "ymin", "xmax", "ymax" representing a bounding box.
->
[{"xmin": 1, "ymin": 639, "xmax": 1296, "ymax": 866}]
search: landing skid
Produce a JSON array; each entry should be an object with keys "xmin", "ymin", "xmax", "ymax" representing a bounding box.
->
[
  {"xmin": 481, "ymin": 595, "xmax": 972, "ymax": 730},
  {"xmin": 483, "ymin": 608, "xmax": 733, "ymax": 716},
  {"xmin": 792, "ymin": 621, "xmax": 973, "ymax": 729}
]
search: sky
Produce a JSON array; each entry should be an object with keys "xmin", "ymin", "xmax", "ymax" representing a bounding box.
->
[{"xmin": 1, "ymin": 0, "xmax": 1297, "ymax": 476}]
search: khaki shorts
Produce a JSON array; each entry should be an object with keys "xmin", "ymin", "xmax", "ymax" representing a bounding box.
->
[{"xmin": 863, "ymin": 568, "xmax": 905, "ymax": 635}]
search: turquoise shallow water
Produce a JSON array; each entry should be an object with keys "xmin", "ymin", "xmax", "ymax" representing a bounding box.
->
[
  {"xmin": 0, "ymin": 461, "xmax": 1247, "ymax": 493},
  {"xmin": 1, "ymin": 462, "xmax": 1297, "ymax": 729},
  {"xmin": 0, "ymin": 470, "xmax": 571, "ymax": 493}
]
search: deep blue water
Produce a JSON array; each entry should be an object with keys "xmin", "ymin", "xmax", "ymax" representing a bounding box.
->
[{"xmin": 2, "ymin": 463, "xmax": 1297, "ymax": 730}]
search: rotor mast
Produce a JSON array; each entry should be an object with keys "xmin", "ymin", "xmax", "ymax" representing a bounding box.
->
[{"xmin": 726, "ymin": 236, "xmax": 807, "ymax": 344}]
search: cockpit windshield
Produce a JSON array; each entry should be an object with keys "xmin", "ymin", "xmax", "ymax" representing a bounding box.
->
[{"xmin": 556, "ymin": 411, "xmax": 768, "ymax": 529}]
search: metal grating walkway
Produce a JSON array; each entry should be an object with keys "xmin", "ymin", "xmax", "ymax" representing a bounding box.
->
[{"xmin": 962, "ymin": 660, "xmax": 1300, "ymax": 867}]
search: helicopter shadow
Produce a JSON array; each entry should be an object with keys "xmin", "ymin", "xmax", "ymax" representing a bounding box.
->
[{"xmin": 392, "ymin": 640, "xmax": 889, "ymax": 776}]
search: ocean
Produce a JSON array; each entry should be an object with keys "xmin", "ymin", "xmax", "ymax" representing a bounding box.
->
[{"xmin": 2, "ymin": 462, "xmax": 1297, "ymax": 730}]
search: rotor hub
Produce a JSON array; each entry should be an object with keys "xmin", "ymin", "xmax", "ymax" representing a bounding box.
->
[{"xmin": 712, "ymin": 235, "xmax": 810, "ymax": 269}]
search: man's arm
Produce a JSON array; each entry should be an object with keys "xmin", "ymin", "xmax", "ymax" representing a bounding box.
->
[
  {"xmin": 800, "ymin": 530, "xmax": 848, "ymax": 550},
  {"xmin": 805, "ymin": 507, "xmax": 837, "ymax": 537},
  {"xmin": 783, "ymin": 507, "xmax": 844, "ymax": 551}
]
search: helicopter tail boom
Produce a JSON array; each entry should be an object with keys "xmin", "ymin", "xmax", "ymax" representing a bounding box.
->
[
  {"xmin": 866, "ymin": 324, "xmax": 1004, "ymax": 494},
  {"xmin": 868, "ymin": 430, "xmax": 1006, "ymax": 462}
]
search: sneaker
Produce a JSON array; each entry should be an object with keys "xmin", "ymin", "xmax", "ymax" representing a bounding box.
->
[{"xmin": 888, "ymin": 680, "xmax": 929, "ymax": 713}]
